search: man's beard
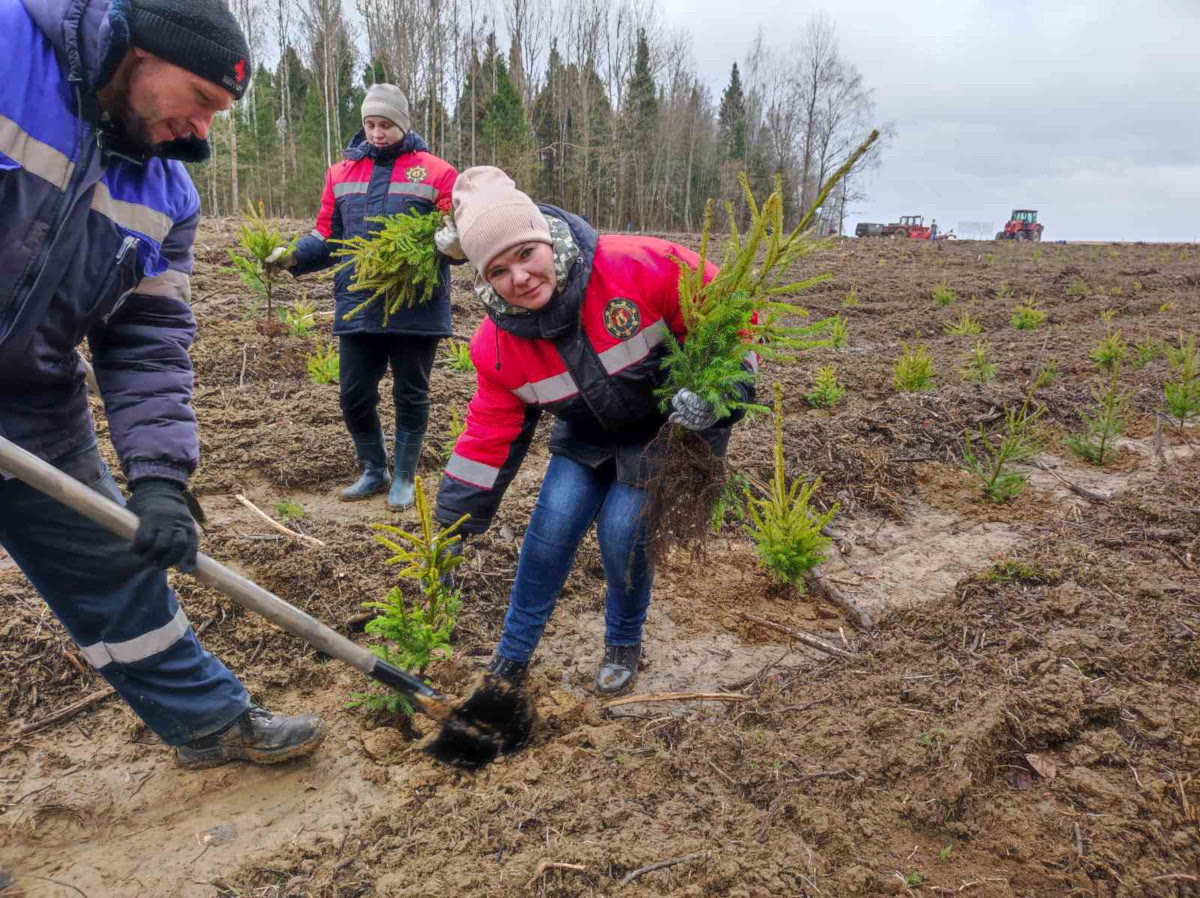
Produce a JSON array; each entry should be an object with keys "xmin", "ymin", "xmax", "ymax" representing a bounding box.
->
[{"xmin": 102, "ymin": 87, "xmax": 167, "ymax": 156}]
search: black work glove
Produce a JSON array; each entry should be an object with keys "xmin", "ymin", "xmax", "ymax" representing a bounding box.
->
[{"xmin": 127, "ymin": 478, "xmax": 200, "ymax": 573}]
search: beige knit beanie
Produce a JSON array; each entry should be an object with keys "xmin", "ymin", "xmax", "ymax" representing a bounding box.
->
[
  {"xmin": 361, "ymin": 83, "xmax": 411, "ymax": 133},
  {"xmin": 452, "ymin": 166, "xmax": 551, "ymax": 271}
]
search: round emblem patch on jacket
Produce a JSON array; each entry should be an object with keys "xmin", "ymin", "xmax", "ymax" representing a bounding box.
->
[
  {"xmin": 603, "ymin": 298, "xmax": 641, "ymax": 339},
  {"xmin": 405, "ymin": 165, "xmax": 428, "ymax": 182}
]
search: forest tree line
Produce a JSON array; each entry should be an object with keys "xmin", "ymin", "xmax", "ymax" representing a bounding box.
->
[{"xmin": 195, "ymin": 0, "xmax": 884, "ymax": 234}]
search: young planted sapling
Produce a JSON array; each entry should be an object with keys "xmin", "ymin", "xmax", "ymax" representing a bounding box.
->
[
  {"xmin": 306, "ymin": 342, "xmax": 340, "ymax": 385},
  {"xmin": 893, "ymin": 343, "xmax": 936, "ymax": 392},
  {"xmin": 805, "ymin": 365, "xmax": 846, "ymax": 407},
  {"xmin": 1067, "ymin": 361, "xmax": 1129, "ymax": 465},
  {"xmin": 744, "ymin": 384, "xmax": 837, "ymax": 592},
  {"xmin": 229, "ymin": 201, "xmax": 294, "ymax": 322},
  {"xmin": 352, "ymin": 478, "xmax": 468, "ymax": 715},
  {"xmin": 1163, "ymin": 333, "xmax": 1200, "ymax": 429}
]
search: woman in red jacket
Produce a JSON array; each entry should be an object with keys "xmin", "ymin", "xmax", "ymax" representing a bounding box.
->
[{"xmin": 434, "ymin": 168, "xmax": 755, "ymax": 695}]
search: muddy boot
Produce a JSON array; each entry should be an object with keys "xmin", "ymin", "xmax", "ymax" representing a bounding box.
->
[
  {"xmin": 176, "ymin": 706, "xmax": 325, "ymax": 769},
  {"xmin": 340, "ymin": 430, "xmax": 390, "ymax": 501},
  {"xmin": 387, "ymin": 428, "xmax": 425, "ymax": 510},
  {"xmin": 595, "ymin": 643, "xmax": 641, "ymax": 696},
  {"xmin": 487, "ymin": 653, "xmax": 528, "ymax": 685}
]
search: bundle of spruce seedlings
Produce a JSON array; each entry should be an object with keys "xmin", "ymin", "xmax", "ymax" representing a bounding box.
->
[
  {"xmin": 645, "ymin": 129, "xmax": 880, "ymax": 556},
  {"xmin": 333, "ymin": 209, "xmax": 442, "ymax": 325}
]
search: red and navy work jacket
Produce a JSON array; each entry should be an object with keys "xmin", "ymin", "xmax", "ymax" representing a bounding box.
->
[
  {"xmin": 291, "ymin": 130, "xmax": 457, "ymax": 337},
  {"xmin": 435, "ymin": 206, "xmax": 757, "ymax": 535}
]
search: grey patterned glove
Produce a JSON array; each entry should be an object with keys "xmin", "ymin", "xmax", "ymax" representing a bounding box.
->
[
  {"xmin": 669, "ymin": 389, "xmax": 719, "ymax": 431},
  {"xmin": 438, "ymin": 536, "xmax": 466, "ymax": 590}
]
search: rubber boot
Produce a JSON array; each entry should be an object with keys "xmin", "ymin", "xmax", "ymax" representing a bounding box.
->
[
  {"xmin": 176, "ymin": 706, "xmax": 324, "ymax": 769},
  {"xmin": 595, "ymin": 643, "xmax": 641, "ymax": 696},
  {"xmin": 340, "ymin": 430, "xmax": 390, "ymax": 501},
  {"xmin": 387, "ymin": 428, "xmax": 425, "ymax": 510}
]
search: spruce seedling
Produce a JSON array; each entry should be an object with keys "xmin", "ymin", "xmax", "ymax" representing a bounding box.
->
[
  {"xmin": 1011, "ymin": 301, "xmax": 1046, "ymax": 330},
  {"xmin": 893, "ymin": 343, "xmax": 936, "ymax": 392},
  {"xmin": 352, "ymin": 478, "xmax": 468, "ymax": 715},
  {"xmin": 945, "ymin": 310, "xmax": 982, "ymax": 337},
  {"xmin": 333, "ymin": 210, "xmax": 442, "ymax": 325},
  {"xmin": 282, "ymin": 299, "xmax": 317, "ymax": 338},
  {"xmin": 1067, "ymin": 362, "xmax": 1129, "ymax": 465},
  {"xmin": 306, "ymin": 342, "xmax": 340, "ymax": 385},
  {"xmin": 962, "ymin": 377, "xmax": 1044, "ymax": 502},
  {"xmin": 275, "ymin": 500, "xmax": 305, "ymax": 522},
  {"xmin": 744, "ymin": 384, "xmax": 837, "ymax": 591},
  {"xmin": 1133, "ymin": 339, "xmax": 1161, "ymax": 370},
  {"xmin": 843, "ymin": 285, "xmax": 860, "ymax": 307},
  {"xmin": 1090, "ymin": 331, "xmax": 1127, "ymax": 373},
  {"xmin": 229, "ymin": 201, "xmax": 294, "ymax": 321},
  {"xmin": 1068, "ymin": 277, "xmax": 1088, "ymax": 297},
  {"xmin": 1163, "ymin": 333, "xmax": 1200, "ymax": 429},
  {"xmin": 805, "ymin": 365, "xmax": 845, "ymax": 407},
  {"xmin": 444, "ymin": 339, "xmax": 474, "ymax": 373},
  {"xmin": 961, "ymin": 341, "xmax": 996, "ymax": 384},
  {"xmin": 933, "ymin": 282, "xmax": 956, "ymax": 307},
  {"xmin": 828, "ymin": 315, "xmax": 849, "ymax": 349},
  {"xmin": 1034, "ymin": 360, "xmax": 1058, "ymax": 389}
]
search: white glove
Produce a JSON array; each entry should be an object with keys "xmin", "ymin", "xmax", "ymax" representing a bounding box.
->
[
  {"xmin": 669, "ymin": 389, "xmax": 719, "ymax": 431},
  {"xmin": 265, "ymin": 246, "xmax": 296, "ymax": 269},
  {"xmin": 434, "ymin": 215, "xmax": 466, "ymax": 260}
]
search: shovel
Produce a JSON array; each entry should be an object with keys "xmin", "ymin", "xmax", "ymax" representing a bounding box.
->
[{"xmin": 0, "ymin": 435, "xmax": 533, "ymax": 769}]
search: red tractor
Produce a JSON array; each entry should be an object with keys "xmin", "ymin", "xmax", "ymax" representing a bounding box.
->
[
  {"xmin": 882, "ymin": 215, "xmax": 932, "ymax": 240},
  {"xmin": 996, "ymin": 209, "xmax": 1044, "ymax": 242}
]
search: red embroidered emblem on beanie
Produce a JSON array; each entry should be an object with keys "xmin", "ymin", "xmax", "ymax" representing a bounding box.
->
[{"xmin": 234, "ymin": 59, "xmax": 247, "ymax": 84}]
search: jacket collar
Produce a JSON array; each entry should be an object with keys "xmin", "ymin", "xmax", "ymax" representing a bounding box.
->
[{"xmin": 343, "ymin": 129, "xmax": 428, "ymax": 162}]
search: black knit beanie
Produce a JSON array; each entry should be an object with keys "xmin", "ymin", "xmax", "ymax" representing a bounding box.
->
[{"xmin": 127, "ymin": 0, "xmax": 252, "ymax": 100}]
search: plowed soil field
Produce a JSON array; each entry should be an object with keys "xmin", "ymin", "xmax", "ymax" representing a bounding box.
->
[{"xmin": 2, "ymin": 228, "xmax": 1198, "ymax": 897}]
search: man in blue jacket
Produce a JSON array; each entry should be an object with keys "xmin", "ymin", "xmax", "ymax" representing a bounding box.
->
[{"xmin": 0, "ymin": 0, "xmax": 323, "ymax": 768}]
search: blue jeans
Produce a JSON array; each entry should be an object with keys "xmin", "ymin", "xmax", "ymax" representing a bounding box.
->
[
  {"xmin": 0, "ymin": 439, "xmax": 249, "ymax": 745},
  {"xmin": 497, "ymin": 455, "xmax": 654, "ymax": 663}
]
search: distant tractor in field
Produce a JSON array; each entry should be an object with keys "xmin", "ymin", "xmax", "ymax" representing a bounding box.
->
[
  {"xmin": 883, "ymin": 215, "xmax": 932, "ymax": 240},
  {"xmin": 996, "ymin": 209, "xmax": 1044, "ymax": 242}
]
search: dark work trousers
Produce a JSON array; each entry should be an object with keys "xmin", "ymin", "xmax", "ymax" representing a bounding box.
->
[
  {"xmin": 338, "ymin": 333, "xmax": 440, "ymax": 436},
  {"xmin": 0, "ymin": 439, "xmax": 249, "ymax": 744}
]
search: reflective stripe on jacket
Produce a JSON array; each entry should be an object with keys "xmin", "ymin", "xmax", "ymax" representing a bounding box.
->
[
  {"xmin": 290, "ymin": 130, "xmax": 457, "ymax": 337},
  {"xmin": 437, "ymin": 206, "xmax": 757, "ymax": 534},
  {"xmin": 1, "ymin": 0, "xmax": 202, "ymax": 481}
]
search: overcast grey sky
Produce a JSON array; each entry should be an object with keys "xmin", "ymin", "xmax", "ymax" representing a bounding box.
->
[{"xmin": 657, "ymin": 0, "xmax": 1200, "ymax": 242}]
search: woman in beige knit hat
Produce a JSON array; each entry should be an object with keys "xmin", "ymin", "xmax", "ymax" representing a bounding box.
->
[
  {"xmin": 432, "ymin": 167, "xmax": 758, "ymax": 696},
  {"xmin": 267, "ymin": 85, "xmax": 459, "ymax": 510}
]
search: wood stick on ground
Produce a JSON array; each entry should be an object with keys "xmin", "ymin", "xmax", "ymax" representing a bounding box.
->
[
  {"xmin": 1031, "ymin": 460, "xmax": 1112, "ymax": 502},
  {"xmin": 526, "ymin": 861, "xmax": 587, "ymax": 889},
  {"xmin": 740, "ymin": 613, "xmax": 854, "ymax": 658},
  {"xmin": 234, "ymin": 494, "xmax": 325, "ymax": 548},
  {"xmin": 811, "ymin": 566, "xmax": 874, "ymax": 631},
  {"xmin": 14, "ymin": 688, "xmax": 116, "ymax": 738},
  {"xmin": 1153, "ymin": 416, "xmax": 1168, "ymax": 467},
  {"xmin": 603, "ymin": 692, "xmax": 748, "ymax": 710},
  {"xmin": 619, "ymin": 851, "xmax": 710, "ymax": 888}
]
